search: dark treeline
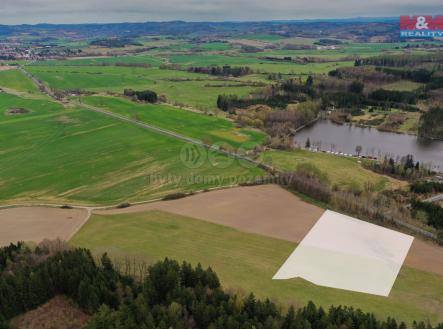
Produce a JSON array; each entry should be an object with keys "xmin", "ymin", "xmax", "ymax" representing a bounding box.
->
[
  {"xmin": 188, "ymin": 65, "xmax": 253, "ymax": 77},
  {"xmin": 376, "ymin": 67, "xmax": 433, "ymax": 83},
  {"xmin": 217, "ymin": 78, "xmax": 315, "ymax": 113},
  {"xmin": 374, "ymin": 67, "xmax": 443, "ymax": 91},
  {"xmin": 217, "ymin": 94, "xmax": 291, "ymax": 113},
  {"xmin": 278, "ymin": 166, "xmax": 424, "ymax": 238},
  {"xmin": 359, "ymin": 53, "xmax": 443, "ymax": 67},
  {"xmin": 364, "ymin": 154, "xmax": 430, "ymax": 180},
  {"xmin": 124, "ymin": 89, "xmax": 158, "ymax": 103},
  {"xmin": 369, "ymin": 89, "xmax": 418, "ymax": 105},
  {"xmin": 314, "ymin": 38, "xmax": 343, "ymax": 46},
  {"xmin": 418, "ymin": 107, "xmax": 443, "ymax": 140},
  {"xmin": 0, "ymin": 242, "xmax": 23, "ymax": 272},
  {"xmin": 411, "ymin": 200, "xmax": 443, "ymax": 230},
  {"xmin": 1, "ymin": 243, "xmax": 443, "ymax": 329},
  {"xmin": 0, "ymin": 243, "xmax": 124, "ymax": 322},
  {"xmin": 217, "ymin": 74, "xmax": 422, "ymax": 117},
  {"xmin": 90, "ymin": 38, "xmax": 143, "ymax": 48},
  {"xmin": 411, "ymin": 181, "xmax": 443, "ymax": 194}
]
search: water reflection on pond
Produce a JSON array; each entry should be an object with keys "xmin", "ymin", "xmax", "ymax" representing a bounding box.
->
[{"xmin": 294, "ymin": 120, "xmax": 443, "ymax": 172}]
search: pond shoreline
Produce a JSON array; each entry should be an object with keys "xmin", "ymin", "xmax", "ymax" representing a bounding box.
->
[{"xmin": 293, "ymin": 119, "xmax": 443, "ymax": 173}]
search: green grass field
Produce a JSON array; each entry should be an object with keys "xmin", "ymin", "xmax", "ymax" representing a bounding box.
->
[
  {"xmin": 0, "ymin": 69, "xmax": 41, "ymax": 94},
  {"xmin": 0, "ymin": 93, "xmax": 264, "ymax": 205},
  {"xmin": 33, "ymin": 55, "xmax": 164, "ymax": 67},
  {"xmin": 27, "ymin": 65, "xmax": 258, "ymax": 109},
  {"xmin": 234, "ymin": 34, "xmax": 285, "ymax": 41},
  {"xmin": 80, "ymin": 96, "xmax": 266, "ymax": 149},
  {"xmin": 260, "ymin": 149, "xmax": 398, "ymax": 192},
  {"xmin": 168, "ymin": 54, "xmax": 353, "ymax": 74},
  {"xmin": 383, "ymin": 80, "xmax": 424, "ymax": 91},
  {"xmin": 71, "ymin": 210, "xmax": 443, "ymax": 324}
]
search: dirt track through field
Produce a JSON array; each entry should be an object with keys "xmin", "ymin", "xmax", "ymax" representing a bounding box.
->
[
  {"xmin": 0, "ymin": 207, "xmax": 89, "ymax": 246},
  {"xmin": 96, "ymin": 184, "xmax": 443, "ymax": 277}
]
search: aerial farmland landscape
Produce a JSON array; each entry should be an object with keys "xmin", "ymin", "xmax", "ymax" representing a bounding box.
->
[{"xmin": 1, "ymin": 1, "xmax": 443, "ymax": 328}]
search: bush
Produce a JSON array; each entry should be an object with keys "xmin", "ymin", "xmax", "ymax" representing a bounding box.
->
[
  {"xmin": 124, "ymin": 89, "xmax": 158, "ymax": 103},
  {"xmin": 116, "ymin": 202, "xmax": 131, "ymax": 209},
  {"xmin": 162, "ymin": 192, "xmax": 188, "ymax": 200}
]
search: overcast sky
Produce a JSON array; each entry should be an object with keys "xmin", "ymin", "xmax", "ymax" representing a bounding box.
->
[{"xmin": 0, "ymin": 0, "xmax": 442, "ymax": 25}]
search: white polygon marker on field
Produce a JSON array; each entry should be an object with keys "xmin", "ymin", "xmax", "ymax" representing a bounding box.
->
[{"xmin": 273, "ymin": 210, "xmax": 414, "ymax": 296}]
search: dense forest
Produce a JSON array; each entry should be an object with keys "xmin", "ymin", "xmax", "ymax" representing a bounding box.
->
[{"xmin": 2, "ymin": 242, "xmax": 443, "ymax": 329}]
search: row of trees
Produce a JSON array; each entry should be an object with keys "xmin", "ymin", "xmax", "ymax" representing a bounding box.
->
[
  {"xmin": 216, "ymin": 94, "xmax": 290, "ymax": 113},
  {"xmin": 364, "ymin": 155, "xmax": 430, "ymax": 180},
  {"xmin": 377, "ymin": 67, "xmax": 433, "ymax": 83},
  {"xmin": 359, "ymin": 53, "xmax": 443, "ymax": 68},
  {"xmin": 188, "ymin": 65, "xmax": 253, "ymax": 77},
  {"xmin": 411, "ymin": 181, "xmax": 443, "ymax": 194},
  {"xmin": 278, "ymin": 164, "xmax": 431, "ymax": 238}
]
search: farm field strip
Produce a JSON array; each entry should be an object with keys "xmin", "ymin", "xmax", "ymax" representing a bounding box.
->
[
  {"xmin": 25, "ymin": 65, "xmax": 259, "ymax": 109},
  {"xmin": 0, "ymin": 94, "xmax": 264, "ymax": 205},
  {"xmin": 0, "ymin": 206, "xmax": 89, "ymax": 246},
  {"xmin": 71, "ymin": 207, "xmax": 443, "ymax": 324}
]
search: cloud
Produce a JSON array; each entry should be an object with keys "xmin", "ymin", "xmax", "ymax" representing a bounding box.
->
[{"xmin": 0, "ymin": 0, "xmax": 442, "ymax": 24}]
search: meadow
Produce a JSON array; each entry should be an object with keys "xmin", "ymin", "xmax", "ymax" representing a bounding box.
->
[
  {"xmin": 71, "ymin": 210, "xmax": 443, "ymax": 324},
  {"xmin": 260, "ymin": 149, "xmax": 400, "ymax": 192},
  {"xmin": 0, "ymin": 68, "xmax": 41, "ymax": 94},
  {"xmin": 26, "ymin": 65, "xmax": 258, "ymax": 109},
  {"xmin": 80, "ymin": 95, "xmax": 266, "ymax": 149},
  {"xmin": 0, "ymin": 93, "xmax": 264, "ymax": 205},
  {"xmin": 35, "ymin": 54, "xmax": 165, "ymax": 66}
]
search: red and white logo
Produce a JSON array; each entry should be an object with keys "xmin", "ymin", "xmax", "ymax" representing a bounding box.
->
[{"xmin": 400, "ymin": 15, "xmax": 443, "ymax": 30}]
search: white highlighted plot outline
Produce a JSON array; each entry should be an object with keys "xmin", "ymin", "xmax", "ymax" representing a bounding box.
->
[{"xmin": 273, "ymin": 210, "xmax": 414, "ymax": 296}]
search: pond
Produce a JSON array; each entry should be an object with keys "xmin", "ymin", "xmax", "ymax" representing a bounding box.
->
[{"xmin": 293, "ymin": 120, "xmax": 443, "ymax": 172}]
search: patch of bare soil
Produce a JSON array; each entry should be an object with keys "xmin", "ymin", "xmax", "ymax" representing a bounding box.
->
[
  {"xmin": 0, "ymin": 207, "xmax": 89, "ymax": 246},
  {"xmin": 0, "ymin": 65, "xmax": 16, "ymax": 71},
  {"xmin": 55, "ymin": 115, "xmax": 80, "ymax": 125},
  {"xmin": 5, "ymin": 108, "xmax": 30, "ymax": 115},
  {"xmin": 97, "ymin": 184, "xmax": 443, "ymax": 277},
  {"xmin": 96, "ymin": 184, "xmax": 325, "ymax": 243},
  {"xmin": 405, "ymin": 239, "xmax": 443, "ymax": 277},
  {"xmin": 11, "ymin": 295, "xmax": 89, "ymax": 329}
]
